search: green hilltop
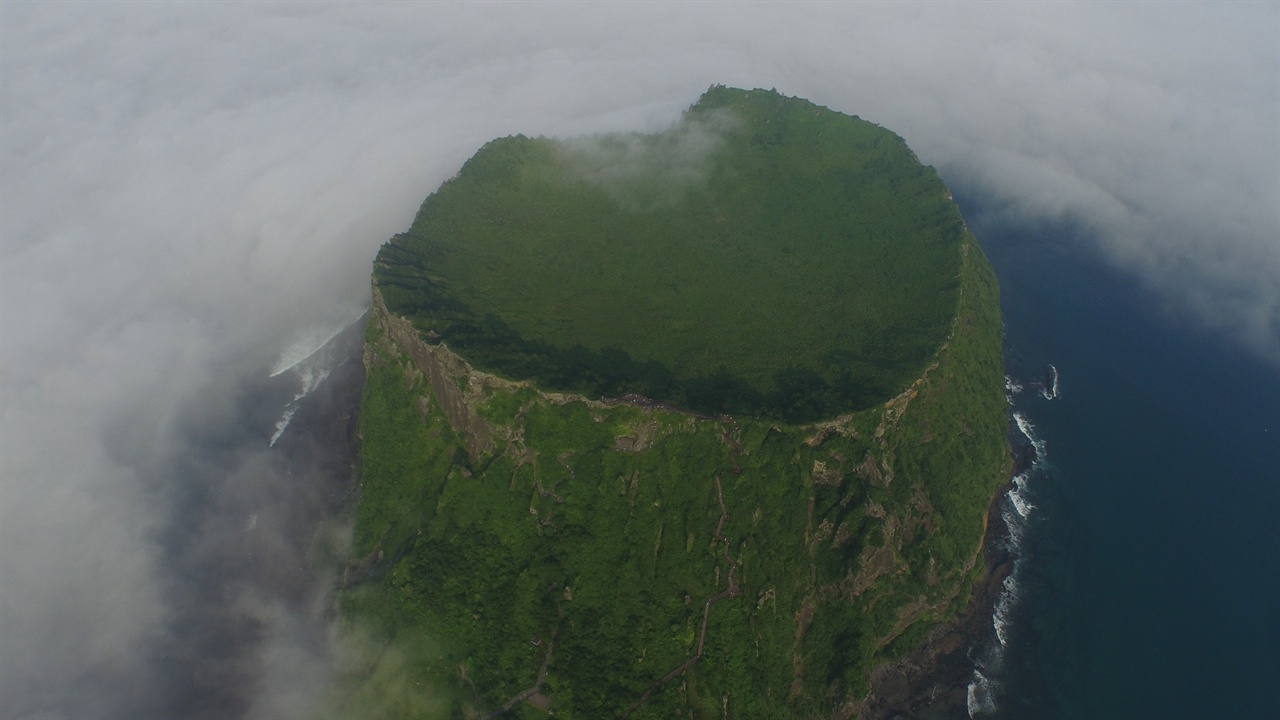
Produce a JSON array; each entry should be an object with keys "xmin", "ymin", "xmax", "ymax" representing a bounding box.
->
[
  {"xmin": 376, "ymin": 85, "xmax": 967, "ymax": 423},
  {"xmin": 339, "ymin": 87, "xmax": 1009, "ymax": 719}
]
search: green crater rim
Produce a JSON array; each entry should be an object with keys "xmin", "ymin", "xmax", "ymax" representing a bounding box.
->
[{"xmin": 375, "ymin": 86, "xmax": 968, "ymax": 422}]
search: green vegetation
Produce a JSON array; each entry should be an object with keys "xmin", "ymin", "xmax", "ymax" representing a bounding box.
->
[
  {"xmin": 377, "ymin": 86, "xmax": 966, "ymax": 422},
  {"xmin": 339, "ymin": 87, "xmax": 1008, "ymax": 718}
]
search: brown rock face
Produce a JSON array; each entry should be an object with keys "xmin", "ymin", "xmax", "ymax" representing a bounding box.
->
[
  {"xmin": 857, "ymin": 480, "xmax": 1015, "ymax": 720},
  {"xmin": 368, "ymin": 286, "xmax": 495, "ymax": 460}
]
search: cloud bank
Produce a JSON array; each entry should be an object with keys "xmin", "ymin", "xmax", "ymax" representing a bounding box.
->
[
  {"xmin": 555, "ymin": 106, "xmax": 738, "ymax": 210},
  {"xmin": 2, "ymin": 3, "xmax": 1275, "ymax": 717}
]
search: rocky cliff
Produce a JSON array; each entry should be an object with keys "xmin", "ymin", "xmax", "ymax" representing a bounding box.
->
[{"xmin": 337, "ymin": 87, "xmax": 1010, "ymax": 720}]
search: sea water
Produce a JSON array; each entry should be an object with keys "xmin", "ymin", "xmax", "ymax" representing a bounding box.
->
[
  {"xmin": 267, "ymin": 309, "xmax": 367, "ymax": 446},
  {"xmin": 962, "ymin": 206, "xmax": 1280, "ymax": 719}
]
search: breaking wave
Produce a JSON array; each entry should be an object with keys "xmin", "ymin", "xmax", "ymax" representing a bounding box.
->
[
  {"xmin": 1040, "ymin": 364, "xmax": 1061, "ymax": 400},
  {"xmin": 267, "ymin": 308, "xmax": 365, "ymax": 446},
  {"xmin": 1013, "ymin": 412, "xmax": 1047, "ymax": 459},
  {"xmin": 992, "ymin": 573, "xmax": 1019, "ymax": 648},
  {"xmin": 268, "ymin": 305, "xmax": 367, "ymax": 377},
  {"xmin": 967, "ymin": 669, "xmax": 998, "ymax": 718},
  {"xmin": 969, "ymin": 373, "xmax": 1053, "ymax": 718},
  {"xmin": 268, "ymin": 407, "xmax": 298, "ymax": 447},
  {"xmin": 1009, "ymin": 472, "xmax": 1035, "ymax": 519}
]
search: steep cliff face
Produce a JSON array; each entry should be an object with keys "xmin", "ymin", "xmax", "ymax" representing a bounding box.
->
[{"xmin": 340, "ymin": 87, "xmax": 1008, "ymax": 719}]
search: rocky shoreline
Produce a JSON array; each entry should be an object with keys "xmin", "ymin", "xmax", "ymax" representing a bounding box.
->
[{"xmin": 858, "ymin": 439, "xmax": 1035, "ymax": 720}]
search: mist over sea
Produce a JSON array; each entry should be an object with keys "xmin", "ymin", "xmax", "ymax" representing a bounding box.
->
[
  {"xmin": 960, "ymin": 196, "xmax": 1280, "ymax": 719},
  {"xmin": 3, "ymin": 6, "xmax": 1275, "ymax": 718}
]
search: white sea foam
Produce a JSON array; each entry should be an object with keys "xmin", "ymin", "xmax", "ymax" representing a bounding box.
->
[
  {"xmin": 1009, "ymin": 489, "xmax": 1035, "ymax": 520},
  {"xmin": 967, "ymin": 403, "xmax": 1049, "ymax": 717},
  {"xmin": 994, "ymin": 451, "xmax": 1037, "ymax": 649},
  {"xmin": 268, "ymin": 364, "xmax": 333, "ymax": 446},
  {"xmin": 262, "ymin": 308, "xmax": 358, "ymax": 443},
  {"xmin": 296, "ymin": 364, "xmax": 332, "ymax": 398},
  {"xmin": 1040, "ymin": 364, "xmax": 1060, "ymax": 400},
  {"xmin": 1009, "ymin": 472, "xmax": 1036, "ymax": 519},
  {"xmin": 1013, "ymin": 411, "xmax": 1034, "ymax": 442},
  {"xmin": 268, "ymin": 407, "xmax": 297, "ymax": 447},
  {"xmin": 268, "ymin": 306, "xmax": 366, "ymax": 377},
  {"xmin": 992, "ymin": 572, "xmax": 1020, "ymax": 648},
  {"xmin": 965, "ymin": 500, "xmax": 1024, "ymax": 720},
  {"xmin": 967, "ymin": 669, "xmax": 998, "ymax": 717},
  {"xmin": 1005, "ymin": 375, "xmax": 1023, "ymax": 399},
  {"xmin": 1002, "ymin": 505, "xmax": 1025, "ymax": 547},
  {"xmin": 267, "ymin": 361, "xmax": 331, "ymax": 447},
  {"xmin": 266, "ymin": 307, "xmax": 364, "ymax": 446},
  {"xmin": 1013, "ymin": 412, "xmax": 1047, "ymax": 459}
]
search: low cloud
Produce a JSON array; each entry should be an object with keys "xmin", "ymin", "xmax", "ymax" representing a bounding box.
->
[
  {"xmin": 1, "ymin": 3, "xmax": 1275, "ymax": 717},
  {"xmin": 556, "ymin": 106, "xmax": 738, "ymax": 210}
]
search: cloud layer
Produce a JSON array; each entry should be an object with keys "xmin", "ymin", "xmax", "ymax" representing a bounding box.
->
[{"xmin": 2, "ymin": 3, "xmax": 1276, "ymax": 717}]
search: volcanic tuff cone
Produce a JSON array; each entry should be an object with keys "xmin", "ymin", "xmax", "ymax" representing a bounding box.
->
[{"xmin": 343, "ymin": 87, "xmax": 1009, "ymax": 719}]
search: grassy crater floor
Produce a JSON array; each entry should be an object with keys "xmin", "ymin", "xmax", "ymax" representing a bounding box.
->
[{"xmin": 376, "ymin": 86, "xmax": 967, "ymax": 422}]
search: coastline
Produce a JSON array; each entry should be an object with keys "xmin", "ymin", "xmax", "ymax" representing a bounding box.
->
[
  {"xmin": 347, "ymin": 287, "xmax": 1009, "ymax": 717},
  {"xmin": 858, "ymin": 443, "xmax": 1028, "ymax": 719}
]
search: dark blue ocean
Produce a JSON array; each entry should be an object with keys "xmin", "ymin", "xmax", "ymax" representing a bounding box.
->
[{"xmin": 957, "ymin": 198, "xmax": 1280, "ymax": 719}]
